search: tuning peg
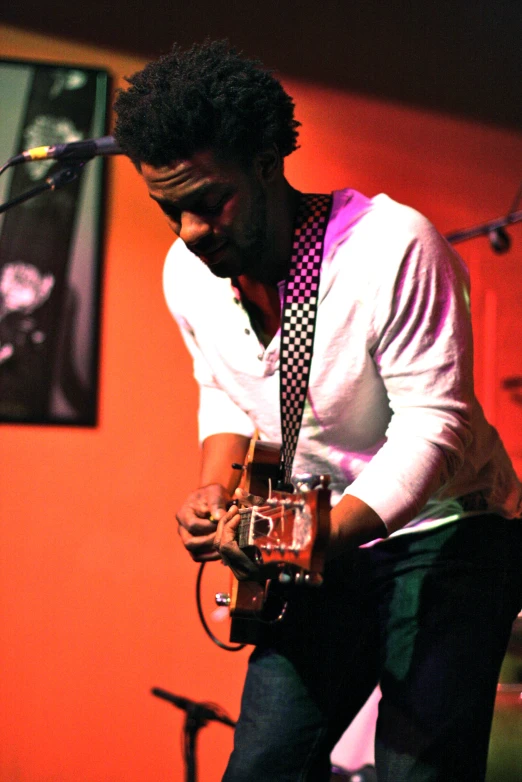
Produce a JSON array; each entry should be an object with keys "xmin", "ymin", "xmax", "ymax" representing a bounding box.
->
[{"xmin": 294, "ymin": 474, "xmax": 331, "ymax": 491}]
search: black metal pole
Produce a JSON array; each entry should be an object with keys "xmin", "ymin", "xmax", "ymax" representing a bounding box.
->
[
  {"xmin": 0, "ymin": 162, "xmax": 86, "ymax": 213},
  {"xmin": 445, "ymin": 209, "xmax": 522, "ymax": 245}
]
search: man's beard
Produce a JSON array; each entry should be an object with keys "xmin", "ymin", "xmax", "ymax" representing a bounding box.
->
[{"xmin": 204, "ymin": 186, "xmax": 268, "ymax": 279}]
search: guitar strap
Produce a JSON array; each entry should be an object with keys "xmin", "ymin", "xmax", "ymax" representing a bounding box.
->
[{"xmin": 278, "ymin": 193, "xmax": 332, "ymax": 490}]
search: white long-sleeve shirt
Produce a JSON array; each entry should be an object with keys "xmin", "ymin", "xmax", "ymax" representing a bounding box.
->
[{"xmin": 163, "ymin": 188, "xmax": 522, "ymax": 536}]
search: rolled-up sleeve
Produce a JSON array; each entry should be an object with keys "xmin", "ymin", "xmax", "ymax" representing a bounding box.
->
[{"xmin": 345, "ymin": 220, "xmax": 475, "ymax": 533}]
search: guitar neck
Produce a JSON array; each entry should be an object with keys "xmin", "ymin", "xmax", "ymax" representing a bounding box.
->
[{"xmin": 237, "ymin": 508, "xmax": 253, "ymax": 548}]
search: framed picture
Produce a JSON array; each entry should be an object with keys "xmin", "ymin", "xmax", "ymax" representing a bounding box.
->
[{"xmin": 0, "ymin": 58, "xmax": 111, "ymax": 425}]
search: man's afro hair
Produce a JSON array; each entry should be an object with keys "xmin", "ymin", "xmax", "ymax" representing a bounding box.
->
[{"xmin": 113, "ymin": 39, "xmax": 300, "ymax": 166}]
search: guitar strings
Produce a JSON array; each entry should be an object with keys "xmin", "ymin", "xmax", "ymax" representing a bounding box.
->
[{"xmin": 237, "ymin": 506, "xmax": 286, "ymax": 541}]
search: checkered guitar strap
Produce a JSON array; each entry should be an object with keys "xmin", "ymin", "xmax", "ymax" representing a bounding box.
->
[{"xmin": 278, "ymin": 193, "xmax": 332, "ymax": 490}]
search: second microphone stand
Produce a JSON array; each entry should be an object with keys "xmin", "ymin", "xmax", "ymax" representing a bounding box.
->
[{"xmin": 151, "ymin": 687, "xmax": 236, "ymax": 782}]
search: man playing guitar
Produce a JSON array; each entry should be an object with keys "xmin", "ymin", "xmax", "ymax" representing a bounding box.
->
[{"xmin": 114, "ymin": 40, "xmax": 522, "ymax": 781}]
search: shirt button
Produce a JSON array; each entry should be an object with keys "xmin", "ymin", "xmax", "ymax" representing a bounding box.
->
[
  {"xmin": 245, "ymin": 328, "xmax": 251, "ymax": 335},
  {"xmin": 257, "ymin": 353, "xmax": 264, "ymax": 361}
]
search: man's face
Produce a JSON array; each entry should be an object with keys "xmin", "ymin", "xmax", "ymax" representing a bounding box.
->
[{"xmin": 141, "ymin": 150, "xmax": 269, "ymax": 279}]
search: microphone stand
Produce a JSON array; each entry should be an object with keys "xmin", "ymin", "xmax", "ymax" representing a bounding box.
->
[
  {"xmin": 151, "ymin": 687, "xmax": 235, "ymax": 782},
  {"xmin": 0, "ymin": 160, "xmax": 88, "ymax": 214}
]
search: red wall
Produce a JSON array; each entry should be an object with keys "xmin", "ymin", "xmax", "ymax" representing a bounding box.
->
[{"xmin": 1, "ymin": 25, "xmax": 521, "ymax": 782}]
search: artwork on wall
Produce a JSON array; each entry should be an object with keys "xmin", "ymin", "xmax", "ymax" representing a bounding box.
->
[{"xmin": 0, "ymin": 58, "xmax": 111, "ymax": 425}]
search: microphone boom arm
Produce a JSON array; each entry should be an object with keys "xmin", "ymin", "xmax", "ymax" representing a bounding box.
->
[
  {"xmin": 0, "ymin": 161, "xmax": 86, "ymax": 214},
  {"xmin": 445, "ymin": 209, "xmax": 522, "ymax": 245}
]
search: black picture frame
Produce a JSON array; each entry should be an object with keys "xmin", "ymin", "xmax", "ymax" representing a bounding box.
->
[{"xmin": 0, "ymin": 58, "xmax": 111, "ymax": 426}]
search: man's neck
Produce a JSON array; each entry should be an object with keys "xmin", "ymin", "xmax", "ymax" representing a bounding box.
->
[
  {"xmin": 253, "ymin": 182, "xmax": 301, "ymax": 286},
  {"xmin": 276, "ymin": 182, "xmax": 302, "ymax": 277}
]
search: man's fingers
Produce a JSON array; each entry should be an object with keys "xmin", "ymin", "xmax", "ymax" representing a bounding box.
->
[
  {"xmin": 175, "ymin": 484, "xmax": 234, "ymax": 561},
  {"xmin": 178, "ymin": 527, "xmax": 221, "ymax": 561},
  {"xmin": 213, "ymin": 505, "xmax": 241, "ymax": 549},
  {"xmin": 220, "ymin": 542, "xmax": 259, "ymax": 580},
  {"xmin": 201, "ymin": 484, "xmax": 230, "ymax": 519},
  {"xmin": 208, "ymin": 507, "xmax": 226, "ymax": 524},
  {"xmin": 212, "ymin": 506, "xmax": 259, "ymax": 579},
  {"xmin": 233, "ymin": 488, "xmax": 264, "ymax": 506},
  {"xmin": 177, "ymin": 515, "xmax": 217, "ymax": 536},
  {"xmin": 176, "ymin": 484, "xmax": 231, "ymax": 535}
]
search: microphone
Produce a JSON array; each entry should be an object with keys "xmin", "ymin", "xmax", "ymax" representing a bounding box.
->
[
  {"xmin": 151, "ymin": 687, "xmax": 236, "ymax": 727},
  {"xmin": 488, "ymin": 226, "xmax": 511, "ymax": 254},
  {"xmin": 1, "ymin": 136, "xmax": 122, "ymax": 173}
]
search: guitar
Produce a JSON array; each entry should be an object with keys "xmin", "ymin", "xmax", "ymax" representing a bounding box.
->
[{"xmin": 216, "ymin": 440, "xmax": 331, "ymax": 644}]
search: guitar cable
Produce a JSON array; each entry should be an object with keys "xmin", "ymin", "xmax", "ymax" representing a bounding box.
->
[{"xmin": 196, "ymin": 562, "xmax": 246, "ymax": 652}]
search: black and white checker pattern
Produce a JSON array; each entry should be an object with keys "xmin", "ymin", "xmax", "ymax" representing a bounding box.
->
[{"xmin": 279, "ymin": 193, "xmax": 332, "ymax": 488}]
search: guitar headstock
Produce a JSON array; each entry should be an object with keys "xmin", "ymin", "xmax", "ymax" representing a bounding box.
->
[
  {"xmin": 236, "ymin": 476, "xmax": 330, "ymax": 576},
  {"xmin": 226, "ymin": 456, "xmax": 331, "ymax": 639}
]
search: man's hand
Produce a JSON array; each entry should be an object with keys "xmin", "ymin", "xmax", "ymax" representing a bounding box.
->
[
  {"xmin": 176, "ymin": 483, "xmax": 231, "ymax": 562},
  {"xmin": 213, "ymin": 503, "xmax": 261, "ymax": 580},
  {"xmin": 328, "ymin": 493, "xmax": 388, "ymax": 559},
  {"xmin": 175, "ymin": 432, "xmax": 253, "ymax": 563}
]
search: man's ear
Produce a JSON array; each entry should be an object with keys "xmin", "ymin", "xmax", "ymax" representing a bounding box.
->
[{"xmin": 255, "ymin": 145, "xmax": 282, "ymax": 183}]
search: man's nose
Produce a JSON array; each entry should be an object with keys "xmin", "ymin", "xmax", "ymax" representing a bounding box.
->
[{"xmin": 179, "ymin": 212, "xmax": 212, "ymax": 247}]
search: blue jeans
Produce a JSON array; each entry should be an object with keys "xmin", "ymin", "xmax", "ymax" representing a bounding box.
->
[{"xmin": 222, "ymin": 515, "xmax": 522, "ymax": 781}]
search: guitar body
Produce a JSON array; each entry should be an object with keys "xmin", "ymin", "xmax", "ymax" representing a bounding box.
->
[{"xmin": 227, "ymin": 440, "xmax": 331, "ymax": 644}]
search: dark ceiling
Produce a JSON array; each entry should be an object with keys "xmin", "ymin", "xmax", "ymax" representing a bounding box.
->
[{"xmin": 3, "ymin": 0, "xmax": 522, "ymax": 130}]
